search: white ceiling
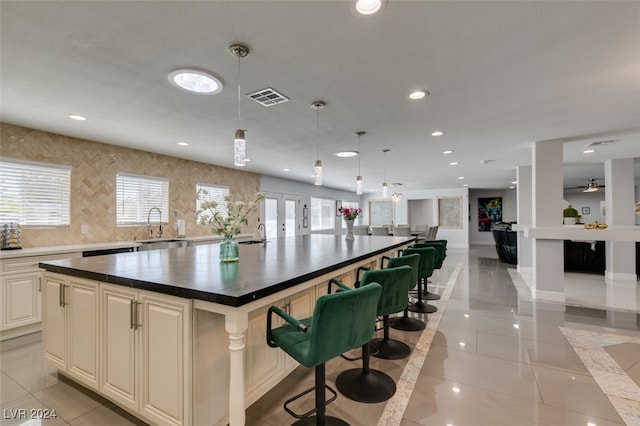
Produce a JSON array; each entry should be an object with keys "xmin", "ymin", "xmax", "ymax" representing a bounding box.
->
[{"xmin": 1, "ymin": 1, "xmax": 639, "ymax": 193}]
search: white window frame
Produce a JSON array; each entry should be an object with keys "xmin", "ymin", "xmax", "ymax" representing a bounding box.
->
[
  {"xmin": 196, "ymin": 183, "xmax": 229, "ymax": 220},
  {"xmin": 310, "ymin": 197, "xmax": 335, "ymax": 231},
  {"xmin": 0, "ymin": 157, "xmax": 71, "ymax": 227},
  {"xmin": 116, "ymin": 172, "xmax": 169, "ymax": 226}
]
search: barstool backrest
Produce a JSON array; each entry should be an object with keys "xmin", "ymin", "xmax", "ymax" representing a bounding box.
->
[
  {"xmin": 387, "ymin": 253, "xmax": 421, "ymax": 291},
  {"xmin": 413, "ymin": 242, "xmax": 445, "ymax": 269},
  {"xmin": 306, "ymin": 283, "xmax": 382, "ymax": 366},
  {"xmin": 359, "ymin": 266, "xmax": 413, "ymax": 316},
  {"xmin": 402, "ymin": 247, "xmax": 436, "ymax": 280}
]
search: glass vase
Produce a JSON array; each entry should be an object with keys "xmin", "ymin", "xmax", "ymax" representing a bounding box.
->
[{"xmin": 219, "ymin": 236, "xmax": 239, "ymax": 262}]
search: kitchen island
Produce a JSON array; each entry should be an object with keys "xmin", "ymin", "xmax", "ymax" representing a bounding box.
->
[{"xmin": 39, "ymin": 234, "xmax": 414, "ymax": 426}]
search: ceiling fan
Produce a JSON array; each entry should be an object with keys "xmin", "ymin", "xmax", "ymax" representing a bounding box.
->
[{"xmin": 565, "ymin": 178, "xmax": 604, "ymax": 192}]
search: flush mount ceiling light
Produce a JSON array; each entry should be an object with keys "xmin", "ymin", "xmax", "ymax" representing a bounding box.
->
[
  {"xmin": 355, "ymin": 0, "xmax": 383, "ymax": 15},
  {"xmin": 311, "ymin": 101, "xmax": 326, "ymax": 186},
  {"xmin": 431, "ymin": 130, "xmax": 445, "ymax": 137},
  {"xmin": 230, "ymin": 44, "xmax": 250, "ymax": 167},
  {"xmin": 68, "ymin": 114, "xmax": 86, "ymax": 121},
  {"xmin": 409, "ymin": 90, "xmax": 429, "ymax": 100},
  {"xmin": 449, "ymin": 161, "xmax": 459, "ymax": 166},
  {"xmin": 335, "ymin": 150, "xmax": 359, "ymax": 158},
  {"xmin": 168, "ymin": 69, "xmax": 223, "ymax": 94},
  {"xmin": 356, "ymin": 131, "xmax": 365, "ymax": 195}
]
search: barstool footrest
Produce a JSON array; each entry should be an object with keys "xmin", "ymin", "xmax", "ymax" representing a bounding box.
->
[{"xmin": 284, "ymin": 384, "xmax": 338, "ymax": 419}]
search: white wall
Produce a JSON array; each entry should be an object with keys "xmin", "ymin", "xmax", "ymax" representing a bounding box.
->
[
  {"xmin": 362, "ymin": 188, "xmax": 470, "ymax": 248},
  {"xmin": 469, "ymin": 189, "xmax": 517, "ymax": 245},
  {"xmin": 260, "ymin": 175, "xmax": 360, "ymax": 235},
  {"xmin": 408, "ymin": 199, "xmax": 433, "ymax": 227},
  {"xmin": 563, "ymin": 190, "xmax": 605, "ymax": 223}
]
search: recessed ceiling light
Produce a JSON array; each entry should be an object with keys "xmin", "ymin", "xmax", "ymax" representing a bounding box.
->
[
  {"xmin": 355, "ymin": 0, "xmax": 383, "ymax": 15},
  {"xmin": 583, "ymin": 149, "xmax": 596, "ymax": 154},
  {"xmin": 449, "ymin": 162, "xmax": 459, "ymax": 166},
  {"xmin": 511, "ymin": 181, "xmax": 517, "ymax": 184},
  {"xmin": 68, "ymin": 114, "xmax": 86, "ymax": 121},
  {"xmin": 335, "ymin": 150, "xmax": 359, "ymax": 158},
  {"xmin": 177, "ymin": 141, "xmax": 189, "ymax": 146},
  {"xmin": 464, "ymin": 314, "xmax": 470, "ymax": 318},
  {"xmin": 168, "ymin": 69, "xmax": 223, "ymax": 95},
  {"xmin": 409, "ymin": 90, "xmax": 429, "ymax": 100},
  {"xmin": 509, "ymin": 186, "xmax": 515, "ymax": 189},
  {"xmin": 463, "ymin": 184, "xmax": 469, "ymax": 187},
  {"xmin": 443, "ymin": 150, "xmax": 454, "ymax": 154},
  {"xmin": 245, "ymin": 158, "xmax": 251, "ymax": 162},
  {"xmin": 431, "ymin": 131, "xmax": 445, "ymax": 137},
  {"xmin": 458, "ymin": 176, "xmax": 464, "ymax": 180}
]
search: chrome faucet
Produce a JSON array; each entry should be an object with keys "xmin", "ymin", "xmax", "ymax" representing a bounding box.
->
[
  {"xmin": 147, "ymin": 207, "xmax": 163, "ymax": 239},
  {"xmin": 257, "ymin": 223, "xmax": 266, "ymax": 242}
]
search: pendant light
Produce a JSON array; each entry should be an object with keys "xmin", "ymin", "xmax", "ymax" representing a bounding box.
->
[
  {"xmin": 381, "ymin": 148, "xmax": 389, "ymax": 198},
  {"xmin": 230, "ymin": 44, "xmax": 249, "ymax": 167},
  {"xmin": 311, "ymin": 101, "xmax": 325, "ymax": 186},
  {"xmin": 356, "ymin": 131, "xmax": 365, "ymax": 195}
]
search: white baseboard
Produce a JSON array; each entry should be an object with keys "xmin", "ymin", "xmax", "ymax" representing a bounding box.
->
[{"xmin": 533, "ymin": 289, "xmax": 566, "ymax": 303}]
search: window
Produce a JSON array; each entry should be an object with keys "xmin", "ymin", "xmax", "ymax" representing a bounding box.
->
[
  {"xmin": 116, "ymin": 172, "xmax": 168, "ymax": 225},
  {"xmin": 310, "ymin": 197, "xmax": 335, "ymax": 231},
  {"xmin": 0, "ymin": 157, "xmax": 71, "ymax": 227},
  {"xmin": 196, "ymin": 183, "xmax": 229, "ymax": 220}
]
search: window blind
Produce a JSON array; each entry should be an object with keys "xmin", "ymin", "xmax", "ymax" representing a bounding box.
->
[
  {"xmin": 196, "ymin": 183, "xmax": 229, "ymax": 219},
  {"xmin": 0, "ymin": 157, "xmax": 71, "ymax": 227},
  {"xmin": 116, "ymin": 172, "xmax": 169, "ymax": 225}
]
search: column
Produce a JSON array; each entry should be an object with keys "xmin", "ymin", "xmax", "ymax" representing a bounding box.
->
[
  {"xmin": 516, "ymin": 165, "xmax": 532, "ymax": 280},
  {"xmin": 604, "ymin": 158, "xmax": 637, "ymax": 286},
  {"xmin": 225, "ymin": 311, "xmax": 249, "ymax": 426},
  {"xmin": 531, "ymin": 140, "xmax": 565, "ymax": 302}
]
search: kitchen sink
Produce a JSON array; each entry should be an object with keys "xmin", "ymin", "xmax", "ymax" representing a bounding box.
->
[
  {"xmin": 137, "ymin": 239, "xmax": 192, "ymax": 251},
  {"xmin": 238, "ymin": 239, "xmax": 267, "ymax": 245}
]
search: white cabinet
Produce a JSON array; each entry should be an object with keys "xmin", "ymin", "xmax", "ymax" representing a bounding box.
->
[
  {"xmin": 100, "ymin": 283, "xmax": 191, "ymax": 426},
  {"xmin": 1, "ymin": 252, "xmax": 81, "ymax": 340},
  {"xmin": 245, "ymin": 287, "xmax": 314, "ymax": 404},
  {"xmin": 42, "ymin": 273, "xmax": 99, "ymax": 390}
]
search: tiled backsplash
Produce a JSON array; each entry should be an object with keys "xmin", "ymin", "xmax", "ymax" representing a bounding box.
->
[{"xmin": 1, "ymin": 123, "xmax": 261, "ymax": 248}]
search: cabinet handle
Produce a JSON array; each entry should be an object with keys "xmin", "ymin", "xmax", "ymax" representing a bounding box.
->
[
  {"xmin": 283, "ymin": 302, "xmax": 291, "ymax": 315},
  {"xmin": 131, "ymin": 300, "xmax": 142, "ymax": 330},
  {"xmin": 59, "ymin": 284, "xmax": 68, "ymax": 307},
  {"xmin": 38, "ymin": 277, "xmax": 42, "ymax": 292},
  {"xmin": 135, "ymin": 301, "xmax": 142, "ymax": 330}
]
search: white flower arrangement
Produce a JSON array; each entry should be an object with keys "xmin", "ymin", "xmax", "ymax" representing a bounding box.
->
[{"xmin": 197, "ymin": 191, "xmax": 265, "ymax": 238}]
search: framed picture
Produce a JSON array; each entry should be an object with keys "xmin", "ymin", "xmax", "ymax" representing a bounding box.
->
[
  {"xmin": 582, "ymin": 207, "xmax": 590, "ymax": 215},
  {"xmin": 438, "ymin": 196, "xmax": 463, "ymax": 229},
  {"xmin": 335, "ymin": 200, "xmax": 342, "ymax": 216}
]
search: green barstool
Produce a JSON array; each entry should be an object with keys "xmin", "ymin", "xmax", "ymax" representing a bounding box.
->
[
  {"xmin": 267, "ymin": 283, "xmax": 382, "ymax": 425},
  {"xmin": 412, "ymin": 241, "xmax": 446, "ymax": 300},
  {"xmin": 383, "ymin": 253, "xmax": 426, "ymax": 331},
  {"xmin": 335, "ymin": 266, "xmax": 413, "ymax": 402},
  {"xmin": 403, "ymin": 246, "xmax": 438, "ymax": 314}
]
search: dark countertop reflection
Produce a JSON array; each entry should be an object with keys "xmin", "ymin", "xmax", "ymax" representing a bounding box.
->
[{"xmin": 40, "ymin": 235, "xmax": 414, "ymax": 307}]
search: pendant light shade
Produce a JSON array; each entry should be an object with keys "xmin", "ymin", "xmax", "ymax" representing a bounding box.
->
[
  {"xmin": 381, "ymin": 148, "xmax": 389, "ymax": 198},
  {"xmin": 230, "ymin": 44, "xmax": 249, "ymax": 167},
  {"xmin": 312, "ymin": 101, "xmax": 325, "ymax": 186},
  {"xmin": 356, "ymin": 131, "xmax": 365, "ymax": 195}
]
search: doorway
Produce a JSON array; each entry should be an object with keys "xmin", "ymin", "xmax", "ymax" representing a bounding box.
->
[{"xmin": 262, "ymin": 192, "xmax": 300, "ymax": 239}]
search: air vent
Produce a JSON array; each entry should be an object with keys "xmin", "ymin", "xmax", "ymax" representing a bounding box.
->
[
  {"xmin": 247, "ymin": 87, "xmax": 289, "ymax": 107},
  {"xmin": 586, "ymin": 139, "xmax": 617, "ymax": 148}
]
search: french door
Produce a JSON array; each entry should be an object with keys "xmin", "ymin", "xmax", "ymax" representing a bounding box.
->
[{"xmin": 262, "ymin": 192, "xmax": 300, "ymax": 239}]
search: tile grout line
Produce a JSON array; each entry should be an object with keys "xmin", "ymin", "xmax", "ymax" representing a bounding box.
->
[{"xmin": 377, "ymin": 257, "xmax": 464, "ymax": 426}]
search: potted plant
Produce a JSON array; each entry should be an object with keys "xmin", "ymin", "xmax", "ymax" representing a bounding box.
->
[{"xmin": 563, "ymin": 205, "xmax": 579, "ymax": 225}]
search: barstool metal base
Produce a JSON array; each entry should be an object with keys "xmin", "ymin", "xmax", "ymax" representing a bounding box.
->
[
  {"xmin": 408, "ymin": 301, "xmax": 437, "ymax": 313},
  {"xmin": 336, "ymin": 368, "xmax": 396, "ymax": 403},
  {"xmin": 370, "ymin": 337, "xmax": 411, "ymax": 360},
  {"xmin": 292, "ymin": 416, "xmax": 349, "ymax": 425},
  {"xmin": 389, "ymin": 315, "xmax": 426, "ymax": 331},
  {"xmin": 424, "ymin": 291, "xmax": 441, "ymax": 300}
]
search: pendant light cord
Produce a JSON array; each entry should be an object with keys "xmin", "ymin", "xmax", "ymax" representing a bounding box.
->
[{"xmin": 237, "ymin": 55, "xmax": 241, "ymax": 129}]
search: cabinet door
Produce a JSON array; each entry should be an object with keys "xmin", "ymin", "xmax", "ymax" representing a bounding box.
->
[
  {"xmin": 246, "ymin": 304, "xmax": 283, "ymax": 399},
  {"xmin": 100, "ymin": 284, "xmax": 138, "ymax": 412},
  {"xmin": 0, "ymin": 272, "xmax": 40, "ymax": 330},
  {"xmin": 139, "ymin": 291, "xmax": 191, "ymax": 426},
  {"xmin": 67, "ymin": 277, "xmax": 99, "ymax": 390},
  {"xmin": 42, "ymin": 274, "xmax": 67, "ymax": 369}
]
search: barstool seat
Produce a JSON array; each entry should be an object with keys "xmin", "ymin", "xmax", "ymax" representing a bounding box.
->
[{"xmin": 267, "ymin": 283, "xmax": 382, "ymax": 425}]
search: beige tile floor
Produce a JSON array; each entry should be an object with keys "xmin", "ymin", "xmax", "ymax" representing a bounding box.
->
[{"xmin": 1, "ymin": 246, "xmax": 638, "ymax": 425}]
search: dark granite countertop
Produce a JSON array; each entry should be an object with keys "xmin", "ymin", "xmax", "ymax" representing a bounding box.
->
[{"xmin": 39, "ymin": 234, "xmax": 414, "ymax": 307}]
